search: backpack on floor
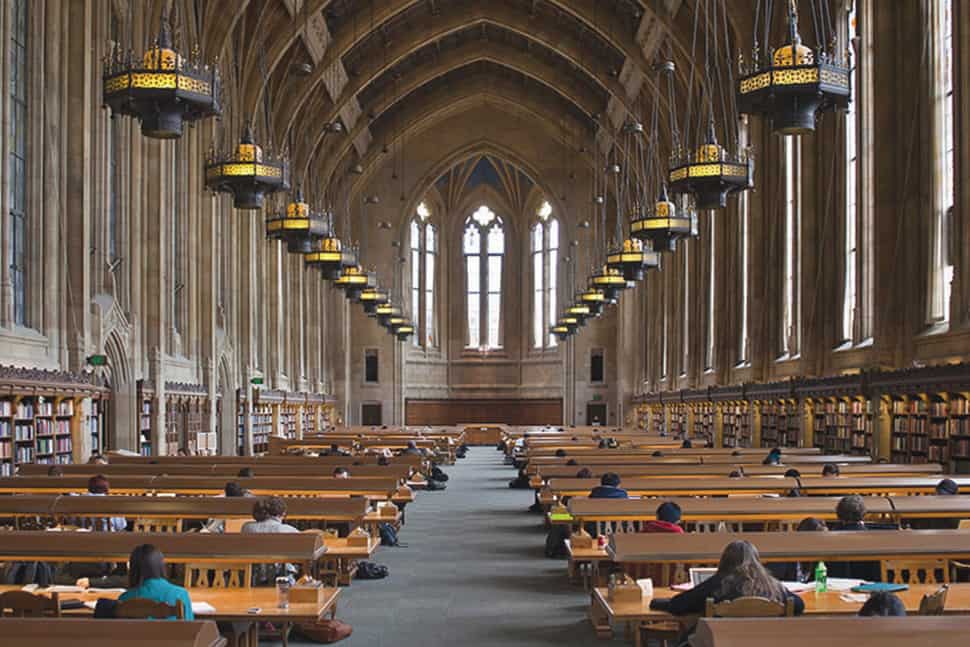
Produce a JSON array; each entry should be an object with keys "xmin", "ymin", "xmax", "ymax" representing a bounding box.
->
[
  {"xmin": 430, "ymin": 466, "xmax": 449, "ymax": 482},
  {"xmin": 355, "ymin": 561, "xmax": 389, "ymax": 580},
  {"xmin": 456, "ymin": 445, "xmax": 468, "ymax": 459},
  {"xmin": 426, "ymin": 479, "xmax": 447, "ymax": 491},
  {"xmin": 297, "ymin": 619, "xmax": 353, "ymax": 643},
  {"xmin": 544, "ymin": 526, "xmax": 570, "ymax": 559},
  {"xmin": 378, "ymin": 522, "xmax": 400, "ymax": 547}
]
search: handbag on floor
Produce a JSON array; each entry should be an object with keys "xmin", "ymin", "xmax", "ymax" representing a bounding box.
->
[
  {"xmin": 355, "ymin": 561, "xmax": 389, "ymax": 580},
  {"xmin": 297, "ymin": 619, "xmax": 353, "ymax": 643}
]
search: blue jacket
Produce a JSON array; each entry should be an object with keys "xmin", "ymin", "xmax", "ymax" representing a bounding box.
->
[
  {"xmin": 588, "ymin": 485, "xmax": 629, "ymax": 499},
  {"xmin": 119, "ymin": 578, "xmax": 194, "ymax": 620}
]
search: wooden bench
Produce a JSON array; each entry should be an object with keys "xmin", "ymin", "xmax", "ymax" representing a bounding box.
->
[
  {"xmin": 692, "ymin": 616, "xmax": 969, "ymax": 647},
  {"xmin": 534, "ymin": 463, "xmax": 940, "ymax": 484},
  {"xmin": 19, "ymin": 463, "xmax": 413, "ymax": 480},
  {"xmin": 0, "ymin": 618, "xmax": 226, "ymax": 647}
]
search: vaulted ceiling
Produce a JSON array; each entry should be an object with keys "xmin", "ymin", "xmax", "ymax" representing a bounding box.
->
[{"xmin": 158, "ymin": 0, "xmax": 755, "ymax": 203}]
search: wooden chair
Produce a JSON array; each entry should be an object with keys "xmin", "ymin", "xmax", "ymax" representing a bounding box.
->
[
  {"xmin": 919, "ymin": 584, "xmax": 949, "ymax": 616},
  {"xmin": 134, "ymin": 517, "xmax": 182, "ymax": 533},
  {"xmin": 115, "ymin": 597, "xmax": 185, "ymax": 620},
  {"xmin": 0, "ymin": 591, "xmax": 61, "ymax": 617},
  {"xmin": 704, "ymin": 596, "xmax": 795, "ymax": 618},
  {"xmin": 184, "ymin": 563, "xmax": 252, "ymax": 589},
  {"xmin": 881, "ymin": 559, "xmax": 949, "ymax": 585},
  {"xmin": 223, "ymin": 518, "xmax": 247, "ymax": 533}
]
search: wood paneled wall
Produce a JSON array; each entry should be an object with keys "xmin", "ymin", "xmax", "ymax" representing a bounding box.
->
[{"xmin": 405, "ymin": 399, "xmax": 563, "ymax": 425}]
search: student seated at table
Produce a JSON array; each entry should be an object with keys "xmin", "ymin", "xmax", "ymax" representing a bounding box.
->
[
  {"xmin": 202, "ymin": 482, "xmax": 251, "ymax": 533},
  {"xmin": 641, "ymin": 502, "xmax": 684, "ymax": 534},
  {"xmin": 588, "ymin": 473, "xmax": 628, "ymax": 499},
  {"xmin": 936, "ymin": 478, "xmax": 959, "ymax": 496},
  {"xmin": 858, "ymin": 591, "xmax": 906, "ymax": 616},
  {"xmin": 910, "ymin": 478, "xmax": 962, "ymax": 530},
  {"xmin": 728, "ymin": 469, "xmax": 744, "ymax": 479},
  {"xmin": 81, "ymin": 475, "xmax": 128, "ymax": 532},
  {"xmin": 237, "ymin": 467, "xmax": 255, "ymax": 478},
  {"xmin": 763, "ymin": 448, "xmax": 782, "ymax": 465},
  {"xmin": 821, "ymin": 463, "xmax": 840, "ymax": 478},
  {"xmin": 88, "ymin": 454, "xmax": 108, "ymax": 465},
  {"xmin": 649, "ymin": 539, "xmax": 805, "ymax": 617},
  {"xmin": 769, "ymin": 517, "xmax": 827, "ymax": 582},
  {"xmin": 118, "ymin": 544, "xmax": 194, "ymax": 620},
  {"xmin": 243, "ymin": 496, "xmax": 299, "ymax": 534},
  {"xmin": 829, "ymin": 495, "xmax": 894, "ymax": 581},
  {"xmin": 403, "ymin": 441, "xmax": 423, "ymax": 456},
  {"xmin": 575, "ymin": 468, "xmax": 594, "ymax": 479},
  {"xmin": 681, "ymin": 439, "xmax": 693, "ymax": 449},
  {"xmin": 333, "ymin": 467, "xmax": 350, "ymax": 479},
  {"xmin": 47, "ymin": 465, "xmax": 64, "ymax": 477}
]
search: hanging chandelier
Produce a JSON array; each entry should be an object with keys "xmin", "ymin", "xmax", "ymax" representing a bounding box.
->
[
  {"xmin": 566, "ymin": 302, "xmax": 592, "ymax": 326},
  {"xmin": 630, "ymin": 184, "xmax": 694, "ymax": 252},
  {"xmin": 304, "ymin": 230, "xmax": 357, "ymax": 280},
  {"xmin": 384, "ymin": 315, "xmax": 414, "ymax": 341},
  {"xmin": 376, "ymin": 303, "xmax": 402, "ymax": 328},
  {"xmin": 359, "ymin": 286, "xmax": 390, "ymax": 314},
  {"xmin": 205, "ymin": 126, "xmax": 290, "ymax": 210},
  {"xmin": 579, "ymin": 287, "xmax": 608, "ymax": 316},
  {"xmin": 334, "ymin": 265, "xmax": 377, "ymax": 301},
  {"xmin": 550, "ymin": 323, "xmax": 572, "ymax": 342},
  {"xmin": 737, "ymin": 0, "xmax": 850, "ymax": 135},
  {"xmin": 607, "ymin": 235, "xmax": 660, "ymax": 281},
  {"xmin": 590, "ymin": 265, "xmax": 631, "ymax": 302},
  {"xmin": 265, "ymin": 187, "xmax": 330, "ymax": 253},
  {"xmin": 557, "ymin": 315, "xmax": 581, "ymax": 334},
  {"xmin": 669, "ymin": 120, "xmax": 753, "ymax": 210},
  {"xmin": 102, "ymin": 9, "xmax": 221, "ymax": 139}
]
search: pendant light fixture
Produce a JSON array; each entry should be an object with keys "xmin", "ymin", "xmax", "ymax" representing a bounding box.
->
[
  {"xmin": 205, "ymin": 125, "xmax": 290, "ymax": 210},
  {"xmin": 737, "ymin": 0, "xmax": 850, "ymax": 135},
  {"xmin": 608, "ymin": 122, "xmax": 660, "ymax": 278},
  {"xmin": 265, "ymin": 186, "xmax": 329, "ymax": 253},
  {"xmin": 102, "ymin": 6, "xmax": 221, "ymax": 139},
  {"xmin": 667, "ymin": 3, "xmax": 753, "ymax": 210}
]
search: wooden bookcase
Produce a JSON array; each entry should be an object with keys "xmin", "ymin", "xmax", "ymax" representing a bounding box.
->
[
  {"xmin": 693, "ymin": 403, "xmax": 715, "ymax": 441},
  {"xmin": 757, "ymin": 399, "xmax": 801, "ymax": 448},
  {"xmin": 137, "ymin": 381, "xmax": 154, "ymax": 456},
  {"xmin": 0, "ymin": 367, "xmax": 109, "ymax": 473},
  {"xmin": 722, "ymin": 402, "xmax": 752, "ymax": 448},
  {"xmin": 668, "ymin": 403, "xmax": 688, "ymax": 438},
  {"xmin": 949, "ymin": 393, "xmax": 970, "ymax": 466}
]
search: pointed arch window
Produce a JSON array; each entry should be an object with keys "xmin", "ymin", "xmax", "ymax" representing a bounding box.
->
[
  {"xmin": 531, "ymin": 201, "xmax": 559, "ymax": 349},
  {"xmin": 410, "ymin": 202, "xmax": 437, "ymax": 348},
  {"xmin": 464, "ymin": 205, "xmax": 504, "ymax": 350},
  {"xmin": 9, "ymin": 0, "xmax": 28, "ymax": 326},
  {"xmin": 929, "ymin": 0, "xmax": 954, "ymax": 324}
]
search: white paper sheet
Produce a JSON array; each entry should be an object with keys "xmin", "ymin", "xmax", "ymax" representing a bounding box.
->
[{"xmin": 192, "ymin": 601, "xmax": 217, "ymax": 614}]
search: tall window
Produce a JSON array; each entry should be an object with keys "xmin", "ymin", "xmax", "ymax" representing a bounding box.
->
[
  {"xmin": 410, "ymin": 203, "xmax": 437, "ymax": 348},
  {"xmin": 781, "ymin": 136, "xmax": 801, "ymax": 356},
  {"xmin": 661, "ymin": 278, "xmax": 668, "ymax": 379},
  {"xmin": 842, "ymin": 1, "xmax": 859, "ymax": 343},
  {"xmin": 705, "ymin": 216, "xmax": 715, "ymax": 370},
  {"xmin": 681, "ymin": 241, "xmax": 690, "ymax": 375},
  {"xmin": 171, "ymin": 142, "xmax": 183, "ymax": 337},
  {"xmin": 464, "ymin": 205, "xmax": 504, "ymax": 350},
  {"xmin": 738, "ymin": 186, "xmax": 750, "ymax": 364},
  {"xmin": 107, "ymin": 12, "xmax": 120, "ymax": 263},
  {"xmin": 930, "ymin": 0, "xmax": 955, "ymax": 323},
  {"xmin": 531, "ymin": 201, "xmax": 559, "ymax": 349},
  {"xmin": 9, "ymin": 0, "xmax": 28, "ymax": 326}
]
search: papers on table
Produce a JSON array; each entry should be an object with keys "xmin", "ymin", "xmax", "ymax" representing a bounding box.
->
[
  {"xmin": 43, "ymin": 585, "xmax": 87, "ymax": 594},
  {"xmin": 781, "ymin": 581, "xmax": 815, "ymax": 593},
  {"xmin": 83, "ymin": 600, "xmax": 98, "ymax": 610},
  {"xmin": 88, "ymin": 588, "xmax": 126, "ymax": 594},
  {"xmin": 827, "ymin": 578, "xmax": 866, "ymax": 591},
  {"xmin": 840, "ymin": 593, "xmax": 870, "ymax": 604},
  {"xmin": 192, "ymin": 601, "xmax": 217, "ymax": 614}
]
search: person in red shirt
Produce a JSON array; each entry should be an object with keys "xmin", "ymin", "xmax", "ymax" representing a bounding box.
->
[{"xmin": 642, "ymin": 502, "xmax": 685, "ymax": 534}]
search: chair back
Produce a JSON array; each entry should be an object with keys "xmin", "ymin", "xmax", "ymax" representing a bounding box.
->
[
  {"xmin": 185, "ymin": 562, "xmax": 252, "ymax": 589},
  {"xmin": 704, "ymin": 596, "xmax": 794, "ymax": 618},
  {"xmin": 0, "ymin": 591, "xmax": 61, "ymax": 617},
  {"xmin": 918, "ymin": 584, "xmax": 949, "ymax": 616},
  {"xmin": 114, "ymin": 597, "xmax": 185, "ymax": 620},
  {"xmin": 958, "ymin": 519, "xmax": 970, "ymax": 530},
  {"xmin": 223, "ymin": 518, "xmax": 247, "ymax": 533},
  {"xmin": 881, "ymin": 559, "xmax": 949, "ymax": 585},
  {"xmin": 134, "ymin": 517, "xmax": 182, "ymax": 533}
]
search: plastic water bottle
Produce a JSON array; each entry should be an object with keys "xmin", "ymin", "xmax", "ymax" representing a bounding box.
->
[
  {"xmin": 814, "ymin": 561, "xmax": 828, "ymax": 593},
  {"xmin": 276, "ymin": 576, "xmax": 292, "ymax": 608}
]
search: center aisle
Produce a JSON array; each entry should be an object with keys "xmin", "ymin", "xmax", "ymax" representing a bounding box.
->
[{"xmin": 292, "ymin": 447, "xmax": 623, "ymax": 646}]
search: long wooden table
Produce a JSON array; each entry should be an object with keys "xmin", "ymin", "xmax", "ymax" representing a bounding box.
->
[
  {"xmin": 105, "ymin": 454, "xmax": 425, "ymax": 469},
  {"xmin": 0, "ymin": 494, "xmax": 372, "ymax": 526},
  {"xmin": 0, "ymin": 618, "xmax": 227, "ymax": 647},
  {"xmin": 0, "ymin": 476, "xmax": 407, "ymax": 501},
  {"xmin": 534, "ymin": 463, "xmax": 941, "ymax": 484},
  {"xmin": 545, "ymin": 476, "xmax": 970, "ymax": 499},
  {"xmin": 607, "ymin": 529, "xmax": 970, "ymax": 565},
  {"xmin": 692, "ymin": 616, "xmax": 969, "ymax": 647},
  {"xmin": 0, "ymin": 585, "xmax": 340, "ymax": 646},
  {"xmin": 19, "ymin": 463, "xmax": 414, "ymax": 479},
  {"xmin": 0, "ymin": 531, "xmax": 326, "ymax": 564},
  {"xmin": 589, "ymin": 585, "xmax": 970, "ymax": 645}
]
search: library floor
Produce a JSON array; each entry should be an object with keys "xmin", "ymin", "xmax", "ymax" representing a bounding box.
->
[{"xmin": 280, "ymin": 448, "xmax": 625, "ymax": 647}]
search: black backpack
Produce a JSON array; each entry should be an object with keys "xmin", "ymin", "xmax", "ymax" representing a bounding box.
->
[
  {"xmin": 378, "ymin": 523, "xmax": 399, "ymax": 547},
  {"xmin": 430, "ymin": 466, "xmax": 449, "ymax": 482},
  {"xmin": 426, "ymin": 479, "xmax": 447, "ymax": 491},
  {"xmin": 355, "ymin": 561, "xmax": 389, "ymax": 580},
  {"xmin": 544, "ymin": 526, "xmax": 570, "ymax": 559}
]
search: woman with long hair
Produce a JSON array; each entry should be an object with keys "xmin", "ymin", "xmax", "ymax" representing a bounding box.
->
[
  {"xmin": 650, "ymin": 540, "xmax": 805, "ymax": 616},
  {"xmin": 118, "ymin": 544, "xmax": 194, "ymax": 619}
]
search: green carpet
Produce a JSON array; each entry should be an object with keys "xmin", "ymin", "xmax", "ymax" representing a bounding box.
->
[{"xmin": 283, "ymin": 447, "xmax": 628, "ymax": 646}]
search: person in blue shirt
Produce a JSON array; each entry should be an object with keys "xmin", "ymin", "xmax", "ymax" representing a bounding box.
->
[
  {"xmin": 118, "ymin": 544, "xmax": 194, "ymax": 620},
  {"xmin": 588, "ymin": 473, "xmax": 628, "ymax": 499}
]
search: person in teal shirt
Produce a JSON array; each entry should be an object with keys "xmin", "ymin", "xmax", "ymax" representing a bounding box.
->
[{"xmin": 118, "ymin": 544, "xmax": 194, "ymax": 620}]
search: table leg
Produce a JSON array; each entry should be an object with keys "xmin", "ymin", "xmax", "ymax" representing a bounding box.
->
[{"xmin": 588, "ymin": 591, "xmax": 612, "ymax": 639}]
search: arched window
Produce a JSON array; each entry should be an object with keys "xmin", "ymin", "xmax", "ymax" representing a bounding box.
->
[
  {"xmin": 9, "ymin": 0, "xmax": 28, "ymax": 326},
  {"xmin": 531, "ymin": 201, "xmax": 559, "ymax": 349},
  {"xmin": 410, "ymin": 203, "xmax": 437, "ymax": 348},
  {"xmin": 929, "ymin": 0, "xmax": 954, "ymax": 324},
  {"xmin": 464, "ymin": 205, "xmax": 504, "ymax": 349}
]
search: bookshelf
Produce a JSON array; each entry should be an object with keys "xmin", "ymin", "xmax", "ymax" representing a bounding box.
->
[
  {"xmin": 669, "ymin": 403, "xmax": 688, "ymax": 438},
  {"xmin": 848, "ymin": 397, "xmax": 874, "ymax": 455},
  {"xmin": 280, "ymin": 404, "xmax": 298, "ymax": 440},
  {"xmin": 949, "ymin": 393, "xmax": 970, "ymax": 466},
  {"xmin": 250, "ymin": 397, "xmax": 274, "ymax": 455},
  {"xmin": 137, "ymin": 382, "xmax": 154, "ymax": 456},
  {"xmin": 693, "ymin": 403, "xmax": 715, "ymax": 442},
  {"xmin": 162, "ymin": 384, "xmax": 209, "ymax": 455},
  {"xmin": 722, "ymin": 402, "xmax": 752, "ymax": 448},
  {"xmin": 758, "ymin": 399, "xmax": 801, "ymax": 448},
  {"xmin": 889, "ymin": 394, "xmax": 929, "ymax": 464},
  {"xmin": 650, "ymin": 404, "xmax": 664, "ymax": 435},
  {"xmin": 0, "ymin": 367, "xmax": 109, "ymax": 473}
]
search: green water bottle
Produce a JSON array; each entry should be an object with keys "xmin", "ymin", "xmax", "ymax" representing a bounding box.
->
[{"xmin": 814, "ymin": 561, "xmax": 828, "ymax": 593}]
